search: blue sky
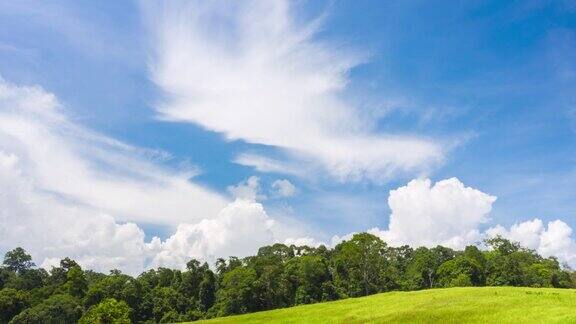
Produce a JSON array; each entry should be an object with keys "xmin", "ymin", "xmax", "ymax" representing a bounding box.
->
[{"xmin": 1, "ymin": 0, "xmax": 575, "ymax": 272}]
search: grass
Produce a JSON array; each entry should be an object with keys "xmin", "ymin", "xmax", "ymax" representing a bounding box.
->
[{"xmin": 194, "ymin": 287, "xmax": 576, "ymax": 323}]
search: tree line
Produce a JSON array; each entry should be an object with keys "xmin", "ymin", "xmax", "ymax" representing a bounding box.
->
[{"xmin": 1, "ymin": 233, "xmax": 575, "ymax": 323}]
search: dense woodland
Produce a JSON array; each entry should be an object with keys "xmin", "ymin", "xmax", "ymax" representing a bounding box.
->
[{"xmin": 1, "ymin": 233, "xmax": 575, "ymax": 323}]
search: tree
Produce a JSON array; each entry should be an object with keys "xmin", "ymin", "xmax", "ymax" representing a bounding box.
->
[
  {"xmin": 288, "ymin": 255, "xmax": 330, "ymax": 304},
  {"xmin": 0, "ymin": 288, "xmax": 30, "ymax": 322},
  {"xmin": 332, "ymin": 233, "xmax": 390, "ymax": 297},
  {"xmin": 148, "ymin": 286, "xmax": 191, "ymax": 322},
  {"xmin": 9, "ymin": 294, "xmax": 82, "ymax": 324},
  {"xmin": 84, "ymin": 273, "xmax": 135, "ymax": 308},
  {"xmin": 0, "ymin": 268, "xmax": 14, "ymax": 290},
  {"xmin": 180, "ymin": 259, "xmax": 208, "ymax": 300},
  {"xmin": 213, "ymin": 267, "xmax": 257, "ymax": 316},
  {"xmin": 60, "ymin": 257, "xmax": 80, "ymax": 271},
  {"xmin": 484, "ymin": 237, "xmax": 525, "ymax": 286},
  {"xmin": 65, "ymin": 266, "xmax": 88, "ymax": 297},
  {"xmin": 4, "ymin": 268, "xmax": 47, "ymax": 291},
  {"xmin": 3, "ymin": 248, "xmax": 34, "ymax": 274},
  {"xmin": 199, "ymin": 271, "xmax": 217, "ymax": 311},
  {"xmin": 78, "ymin": 298, "xmax": 132, "ymax": 324},
  {"xmin": 485, "ymin": 236, "xmax": 520, "ymax": 255},
  {"xmin": 0, "ymin": 232, "xmax": 574, "ymax": 323},
  {"xmin": 405, "ymin": 247, "xmax": 439, "ymax": 289},
  {"xmin": 437, "ymin": 256, "xmax": 483, "ymax": 287}
]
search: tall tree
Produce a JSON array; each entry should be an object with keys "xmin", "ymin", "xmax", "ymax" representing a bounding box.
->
[
  {"xmin": 3, "ymin": 248, "xmax": 35, "ymax": 274},
  {"xmin": 332, "ymin": 233, "xmax": 390, "ymax": 297}
]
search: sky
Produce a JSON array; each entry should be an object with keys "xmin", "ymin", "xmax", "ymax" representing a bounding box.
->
[{"xmin": 0, "ymin": 0, "xmax": 575, "ymax": 273}]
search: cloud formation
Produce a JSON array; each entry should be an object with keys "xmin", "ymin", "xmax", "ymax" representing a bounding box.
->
[
  {"xmin": 145, "ymin": 0, "xmax": 444, "ymax": 183},
  {"xmin": 271, "ymin": 179, "xmax": 296, "ymax": 198},
  {"xmin": 3, "ymin": 76, "xmax": 575, "ymax": 271},
  {"xmin": 487, "ymin": 219, "xmax": 576, "ymax": 267},
  {"xmin": 149, "ymin": 199, "xmax": 275, "ymax": 268},
  {"xmin": 0, "ymin": 77, "xmax": 227, "ymax": 226},
  {"xmin": 0, "ymin": 77, "xmax": 231, "ymax": 273},
  {"xmin": 333, "ymin": 177, "xmax": 576, "ymax": 268},
  {"xmin": 371, "ymin": 178, "xmax": 496, "ymax": 249},
  {"xmin": 0, "ymin": 80, "xmax": 315, "ymax": 272},
  {"xmin": 227, "ymin": 176, "xmax": 264, "ymax": 201},
  {"xmin": 0, "ymin": 149, "xmax": 150, "ymax": 274}
]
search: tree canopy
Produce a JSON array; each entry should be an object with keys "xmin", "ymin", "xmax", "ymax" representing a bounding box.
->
[{"xmin": 0, "ymin": 234, "xmax": 574, "ymax": 323}]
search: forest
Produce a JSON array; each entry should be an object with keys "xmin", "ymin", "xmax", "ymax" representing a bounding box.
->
[{"xmin": 1, "ymin": 233, "xmax": 574, "ymax": 323}]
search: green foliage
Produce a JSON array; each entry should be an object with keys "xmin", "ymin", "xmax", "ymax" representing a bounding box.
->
[
  {"xmin": 332, "ymin": 233, "xmax": 391, "ymax": 297},
  {"xmin": 65, "ymin": 266, "xmax": 88, "ymax": 297},
  {"xmin": 287, "ymin": 255, "xmax": 331, "ymax": 304},
  {"xmin": 3, "ymin": 248, "xmax": 34, "ymax": 274},
  {"xmin": 198, "ymin": 271, "xmax": 216, "ymax": 311},
  {"xmin": 4, "ymin": 268, "xmax": 48, "ymax": 291},
  {"xmin": 213, "ymin": 267, "xmax": 258, "ymax": 316},
  {"xmin": 405, "ymin": 247, "xmax": 440, "ymax": 289},
  {"xmin": 0, "ymin": 288, "xmax": 29, "ymax": 322},
  {"xmin": 148, "ymin": 286, "xmax": 191, "ymax": 322},
  {"xmin": 1, "ymin": 235, "xmax": 575, "ymax": 323},
  {"xmin": 9, "ymin": 294, "xmax": 82, "ymax": 324},
  {"xmin": 78, "ymin": 298, "xmax": 131, "ymax": 324},
  {"xmin": 437, "ymin": 251, "xmax": 484, "ymax": 287}
]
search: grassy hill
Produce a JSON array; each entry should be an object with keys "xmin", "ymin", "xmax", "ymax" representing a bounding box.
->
[{"xmin": 195, "ymin": 287, "xmax": 576, "ymax": 323}]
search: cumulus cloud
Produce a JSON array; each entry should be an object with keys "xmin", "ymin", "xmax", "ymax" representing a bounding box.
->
[
  {"xmin": 0, "ymin": 77, "xmax": 317, "ymax": 272},
  {"xmin": 328, "ymin": 177, "xmax": 576, "ymax": 268},
  {"xmin": 144, "ymin": 0, "xmax": 445, "ymax": 183},
  {"xmin": 271, "ymin": 179, "xmax": 296, "ymax": 198},
  {"xmin": 486, "ymin": 219, "xmax": 576, "ymax": 267},
  {"xmin": 0, "ymin": 77, "xmax": 231, "ymax": 272},
  {"xmin": 227, "ymin": 176, "xmax": 265, "ymax": 201},
  {"xmin": 149, "ymin": 199, "xmax": 275, "ymax": 268},
  {"xmin": 284, "ymin": 237, "xmax": 324, "ymax": 248},
  {"xmin": 369, "ymin": 178, "xmax": 496, "ymax": 249},
  {"xmin": 0, "ymin": 150, "xmax": 150, "ymax": 274}
]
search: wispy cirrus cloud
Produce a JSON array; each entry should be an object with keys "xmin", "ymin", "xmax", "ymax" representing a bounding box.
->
[
  {"xmin": 0, "ymin": 77, "xmax": 315, "ymax": 272},
  {"xmin": 0, "ymin": 78, "xmax": 227, "ymax": 226},
  {"xmin": 145, "ymin": 0, "xmax": 445, "ymax": 183}
]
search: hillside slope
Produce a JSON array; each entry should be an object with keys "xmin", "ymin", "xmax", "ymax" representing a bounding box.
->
[{"xmin": 196, "ymin": 287, "xmax": 576, "ymax": 323}]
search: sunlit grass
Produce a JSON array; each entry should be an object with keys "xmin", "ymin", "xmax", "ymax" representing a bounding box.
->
[{"xmin": 194, "ymin": 287, "xmax": 576, "ymax": 323}]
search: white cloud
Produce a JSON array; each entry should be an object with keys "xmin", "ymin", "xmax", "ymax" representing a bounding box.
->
[
  {"xmin": 283, "ymin": 237, "xmax": 324, "ymax": 248},
  {"xmin": 0, "ymin": 77, "xmax": 231, "ymax": 273},
  {"xmin": 486, "ymin": 219, "xmax": 576, "ymax": 267},
  {"xmin": 271, "ymin": 179, "xmax": 296, "ymax": 198},
  {"xmin": 145, "ymin": 0, "xmax": 445, "ymax": 183},
  {"xmin": 227, "ymin": 176, "xmax": 264, "ymax": 201},
  {"xmin": 370, "ymin": 178, "xmax": 496, "ymax": 249},
  {"xmin": 0, "ymin": 150, "xmax": 150, "ymax": 275},
  {"xmin": 0, "ymin": 78, "xmax": 317, "ymax": 272},
  {"xmin": 149, "ymin": 195, "xmax": 334, "ymax": 268},
  {"xmin": 0, "ymin": 77, "xmax": 227, "ymax": 226},
  {"xmin": 328, "ymin": 177, "xmax": 576, "ymax": 268},
  {"xmin": 234, "ymin": 153, "xmax": 306, "ymax": 178},
  {"xmin": 149, "ymin": 199, "xmax": 275, "ymax": 268}
]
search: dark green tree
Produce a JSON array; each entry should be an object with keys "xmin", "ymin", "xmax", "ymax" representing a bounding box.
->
[
  {"xmin": 0, "ymin": 288, "xmax": 30, "ymax": 322},
  {"xmin": 332, "ymin": 233, "xmax": 391, "ymax": 297},
  {"xmin": 212, "ymin": 266, "xmax": 257, "ymax": 316},
  {"xmin": 65, "ymin": 266, "xmax": 88, "ymax": 298},
  {"xmin": 3, "ymin": 248, "xmax": 34, "ymax": 274},
  {"xmin": 9, "ymin": 294, "xmax": 82, "ymax": 324},
  {"xmin": 199, "ymin": 271, "xmax": 217, "ymax": 311}
]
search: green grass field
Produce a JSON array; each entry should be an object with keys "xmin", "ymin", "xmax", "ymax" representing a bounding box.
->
[{"xmin": 196, "ymin": 287, "xmax": 576, "ymax": 323}]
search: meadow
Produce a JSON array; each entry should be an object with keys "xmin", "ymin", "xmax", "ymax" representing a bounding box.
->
[{"xmin": 197, "ymin": 287, "xmax": 576, "ymax": 323}]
